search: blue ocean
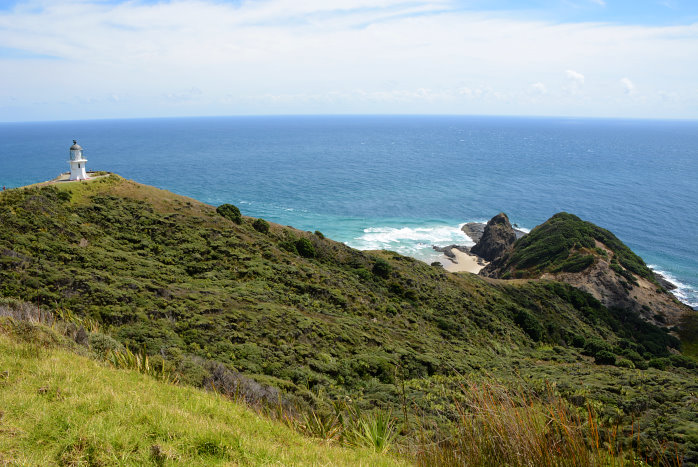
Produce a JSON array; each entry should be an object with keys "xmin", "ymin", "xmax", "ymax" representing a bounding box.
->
[{"xmin": 1, "ymin": 115, "xmax": 696, "ymax": 308}]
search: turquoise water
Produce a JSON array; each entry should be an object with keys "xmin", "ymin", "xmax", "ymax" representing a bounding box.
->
[{"xmin": 1, "ymin": 115, "xmax": 696, "ymax": 308}]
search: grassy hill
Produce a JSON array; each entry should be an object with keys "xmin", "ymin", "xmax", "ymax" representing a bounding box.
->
[
  {"xmin": 1, "ymin": 175, "xmax": 697, "ymax": 463},
  {"xmin": 0, "ymin": 317, "xmax": 403, "ymax": 466}
]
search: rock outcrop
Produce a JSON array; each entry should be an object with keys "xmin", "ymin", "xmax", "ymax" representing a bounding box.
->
[
  {"xmin": 469, "ymin": 213, "xmax": 517, "ymax": 262},
  {"xmin": 539, "ymin": 256, "xmax": 689, "ymax": 326},
  {"xmin": 432, "ymin": 244, "xmax": 468, "ymax": 260},
  {"xmin": 461, "ymin": 223, "xmax": 486, "ymax": 243},
  {"xmin": 462, "ymin": 221, "xmax": 526, "ymax": 244}
]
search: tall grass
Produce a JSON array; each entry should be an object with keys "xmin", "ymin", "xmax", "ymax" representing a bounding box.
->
[
  {"xmin": 412, "ymin": 381, "xmax": 681, "ymax": 467},
  {"xmin": 0, "ymin": 298, "xmax": 682, "ymax": 465}
]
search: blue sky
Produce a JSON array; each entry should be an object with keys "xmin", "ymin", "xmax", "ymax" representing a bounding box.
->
[{"xmin": 0, "ymin": 0, "xmax": 697, "ymax": 121}]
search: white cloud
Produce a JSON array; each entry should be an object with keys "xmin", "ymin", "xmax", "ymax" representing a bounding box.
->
[
  {"xmin": 566, "ymin": 70, "xmax": 585, "ymax": 85},
  {"xmin": 0, "ymin": 0, "xmax": 696, "ymax": 120},
  {"xmin": 589, "ymin": 0, "xmax": 606, "ymax": 6},
  {"xmin": 531, "ymin": 82, "xmax": 547, "ymax": 95},
  {"xmin": 620, "ymin": 77, "xmax": 636, "ymax": 95},
  {"xmin": 564, "ymin": 70, "xmax": 586, "ymax": 95}
]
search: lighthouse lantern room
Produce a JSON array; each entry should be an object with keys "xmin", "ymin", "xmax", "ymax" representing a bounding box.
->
[{"xmin": 69, "ymin": 140, "xmax": 88, "ymax": 181}]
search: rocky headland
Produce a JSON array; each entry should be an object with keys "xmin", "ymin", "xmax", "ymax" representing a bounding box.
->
[
  {"xmin": 440, "ymin": 211, "xmax": 691, "ymax": 328},
  {"xmin": 473, "ymin": 212, "xmax": 691, "ymax": 328}
]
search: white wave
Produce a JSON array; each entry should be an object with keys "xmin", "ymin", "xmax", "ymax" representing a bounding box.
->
[
  {"xmin": 648, "ymin": 264, "xmax": 698, "ymax": 309},
  {"xmin": 348, "ymin": 224, "xmax": 474, "ymax": 256}
]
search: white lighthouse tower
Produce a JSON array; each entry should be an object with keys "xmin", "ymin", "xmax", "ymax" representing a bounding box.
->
[{"xmin": 68, "ymin": 140, "xmax": 88, "ymax": 181}]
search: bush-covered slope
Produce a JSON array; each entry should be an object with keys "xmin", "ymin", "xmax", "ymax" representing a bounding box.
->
[{"xmin": 1, "ymin": 176, "xmax": 697, "ymax": 462}]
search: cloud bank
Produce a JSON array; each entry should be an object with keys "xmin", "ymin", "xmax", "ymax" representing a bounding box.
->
[{"xmin": 0, "ymin": 0, "xmax": 696, "ymax": 120}]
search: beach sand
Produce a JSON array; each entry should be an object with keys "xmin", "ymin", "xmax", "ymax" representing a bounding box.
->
[{"xmin": 442, "ymin": 249, "xmax": 488, "ymax": 274}]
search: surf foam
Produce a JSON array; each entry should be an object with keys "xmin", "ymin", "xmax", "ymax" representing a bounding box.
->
[
  {"xmin": 648, "ymin": 265, "xmax": 698, "ymax": 310},
  {"xmin": 348, "ymin": 223, "xmax": 473, "ymax": 258}
]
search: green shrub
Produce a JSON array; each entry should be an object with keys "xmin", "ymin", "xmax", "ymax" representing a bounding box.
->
[
  {"xmin": 634, "ymin": 360, "xmax": 649, "ymax": 370},
  {"xmin": 669, "ymin": 354, "xmax": 696, "ymax": 369},
  {"xmin": 57, "ymin": 191, "xmax": 72, "ymax": 202},
  {"xmin": 372, "ymin": 259, "xmax": 391, "ymax": 278},
  {"xmin": 344, "ymin": 408, "xmax": 397, "ymax": 454},
  {"xmin": 514, "ymin": 309, "xmax": 543, "ymax": 342},
  {"xmin": 615, "ymin": 358, "xmax": 635, "ymax": 369},
  {"xmin": 314, "ymin": 230, "xmax": 324, "ymax": 239},
  {"xmin": 594, "ymin": 350, "xmax": 616, "ymax": 365},
  {"xmin": 648, "ymin": 358, "xmax": 669, "ymax": 370},
  {"xmin": 619, "ymin": 349, "xmax": 643, "ymax": 364},
  {"xmin": 216, "ymin": 204, "xmax": 241, "ymax": 224},
  {"xmin": 552, "ymin": 254, "xmax": 595, "ymax": 273},
  {"xmin": 279, "ymin": 239, "xmax": 298, "ymax": 254},
  {"xmin": 252, "ymin": 218, "xmax": 270, "ymax": 234},
  {"xmin": 583, "ymin": 338, "xmax": 611, "ymax": 357},
  {"xmin": 354, "ymin": 268, "xmax": 371, "ymax": 281},
  {"xmin": 88, "ymin": 332, "xmax": 124, "ymax": 356},
  {"xmin": 571, "ymin": 334, "xmax": 586, "ymax": 348},
  {"xmin": 295, "ymin": 238, "xmax": 316, "ymax": 258}
]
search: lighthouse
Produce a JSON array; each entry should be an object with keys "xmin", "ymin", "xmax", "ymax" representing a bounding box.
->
[{"xmin": 68, "ymin": 140, "xmax": 88, "ymax": 181}]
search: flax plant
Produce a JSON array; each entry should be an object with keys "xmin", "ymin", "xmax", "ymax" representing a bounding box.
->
[{"xmin": 105, "ymin": 346, "xmax": 178, "ymax": 384}]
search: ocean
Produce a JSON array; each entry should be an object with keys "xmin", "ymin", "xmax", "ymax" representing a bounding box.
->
[{"xmin": 1, "ymin": 115, "xmax": 696, "ymax": 308}]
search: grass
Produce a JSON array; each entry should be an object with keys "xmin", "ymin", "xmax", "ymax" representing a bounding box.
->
[{"xmin": 0, "ymin": 320, "xmax": 405, "ymax": 466}]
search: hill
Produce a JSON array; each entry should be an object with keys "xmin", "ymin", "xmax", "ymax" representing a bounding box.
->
[
  {"xmin": 479, "ymin": 212, "xmax": 693, "ymax": 327},
  {"xmin": 1, "ymin": 175, "xmax": 697, "ymax": 463}
]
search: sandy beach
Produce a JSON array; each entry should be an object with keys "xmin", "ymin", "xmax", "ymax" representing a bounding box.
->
[{"xmin": 442, "ymin": 249, "xmax": 488, "ymax": 274}]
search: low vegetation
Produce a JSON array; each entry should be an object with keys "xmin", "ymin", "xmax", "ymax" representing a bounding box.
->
[{"xmin": 1, "ymin": 177, "xmax": 696, "ymax": 464}]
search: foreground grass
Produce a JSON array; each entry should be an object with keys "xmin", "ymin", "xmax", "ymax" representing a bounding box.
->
[{"xmin": 0, "ymin": 325, "xmax": 404, "ymax": 466}]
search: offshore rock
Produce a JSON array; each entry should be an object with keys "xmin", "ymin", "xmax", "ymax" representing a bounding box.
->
[{"xmin": 470, "ymin": 213, "xmax": 517, "ymax": 262}]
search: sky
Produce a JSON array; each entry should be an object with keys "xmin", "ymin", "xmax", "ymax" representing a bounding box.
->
[{"xmin": 0, "ymin": 0, "xmax": 697, "ymax": 121}]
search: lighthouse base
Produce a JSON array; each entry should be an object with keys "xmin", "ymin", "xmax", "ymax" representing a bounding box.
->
[{"xmin": 69, "ymin": 160, "xmax": 89, "ymax": 181}]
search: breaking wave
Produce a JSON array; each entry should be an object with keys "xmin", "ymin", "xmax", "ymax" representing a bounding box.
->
[
  {"xmin": 348, "ymin": 223, "xmax": 473, "ymax": 257},
  {"xmin": 648, "ymin": 265, "xmax": 698, "ymax": 310}
]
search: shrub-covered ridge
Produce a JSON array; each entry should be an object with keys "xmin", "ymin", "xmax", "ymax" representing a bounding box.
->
[{"xmin": 496, "ymin": 212, "xmax": 654, "ymax": 280}]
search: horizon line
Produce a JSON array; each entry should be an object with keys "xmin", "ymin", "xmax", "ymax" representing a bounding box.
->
[{"xmin": 2, "ymin": 112, "xmax": 698, "ymax": 125}]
